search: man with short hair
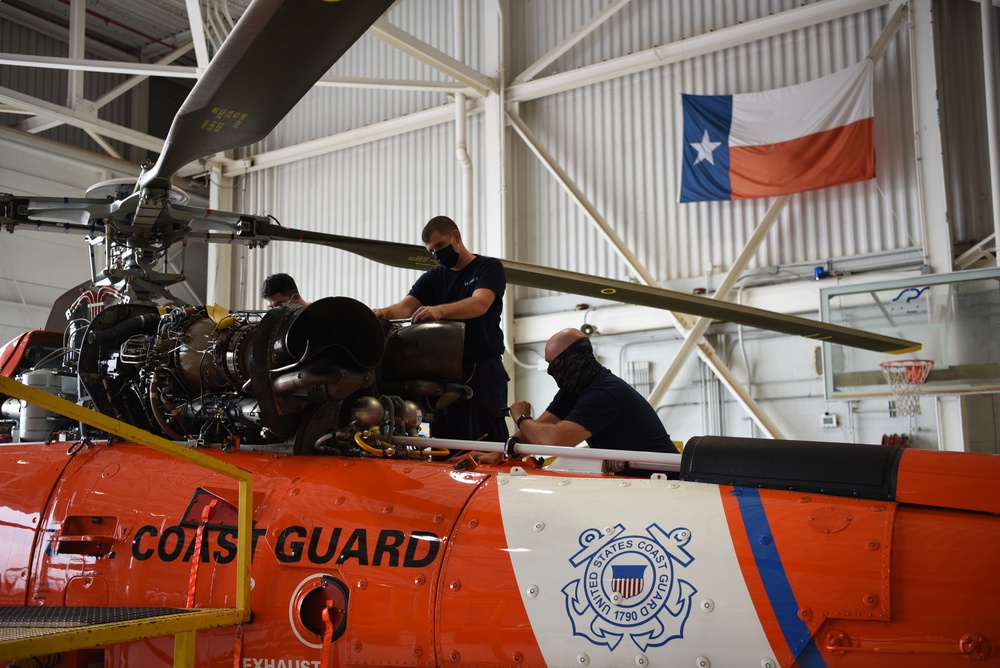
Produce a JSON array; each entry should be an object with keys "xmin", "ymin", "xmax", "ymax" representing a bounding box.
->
[
  {"xmin": 508, "ymin": 328, "xmax": 678, "ymax": 475},
  {"xmin": 261, "ymin": 273, "xmax": 309, "ymax": 308},
  {"xmin": 373, "ymin": 215, "xmax": 509, "ymax": 443}
]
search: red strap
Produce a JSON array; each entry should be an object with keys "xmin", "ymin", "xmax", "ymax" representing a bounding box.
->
[
  {"xmin": 233, "ymin": 625, "xmax": 244, "ymax": 668},
  {"xmin": 320, "ymin": 600, "xmax": 335, "ymax": 668},
  {"xmin": 186, "ymin": 499, "xmax": 218, "ymax": 607}
]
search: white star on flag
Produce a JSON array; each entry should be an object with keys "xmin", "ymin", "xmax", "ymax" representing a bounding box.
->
[{"xmin": 690, "ymin": 129, "xmax": 721, "ymax": 166}]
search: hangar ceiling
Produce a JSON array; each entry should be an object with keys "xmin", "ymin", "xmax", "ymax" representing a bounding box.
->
[
  {"xmin": 1, "ymin": 0, "xmax": 246, "ymax": 60},
  {"xmin": 0, "ymin": 0, "xmax": 255, "ymax": 166}
]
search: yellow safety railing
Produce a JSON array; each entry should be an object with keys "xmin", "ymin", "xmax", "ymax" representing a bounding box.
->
[{"xmin": 0, "ymin": 374, "xmax": 253, "ymax": 666}]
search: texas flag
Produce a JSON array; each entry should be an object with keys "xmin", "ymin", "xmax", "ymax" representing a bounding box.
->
[{"xmin": 679, "ymin": 59, "xmax": 874, "ymax": 203}]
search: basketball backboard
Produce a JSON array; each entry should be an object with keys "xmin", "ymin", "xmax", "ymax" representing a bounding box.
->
[{"xmin": 820, "ymin": 267, "xmax": 1000, "ymax": 399}]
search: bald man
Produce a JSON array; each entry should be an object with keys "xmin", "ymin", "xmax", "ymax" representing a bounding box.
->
[{"xmin": 509, "ymin": 328, "xmax": 678, "ymax": 474}]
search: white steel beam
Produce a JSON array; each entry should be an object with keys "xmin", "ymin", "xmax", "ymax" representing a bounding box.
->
[
  {"xmin": 368, "ymin": 17, "xmax": 494, "ymax": 96},
  {"xmin": 0, "ymin": 4, "xmax": 133, "ymax": 62},
  {"xmin": 909, "ymin": 0, "xmax": 952, "ymax": 273},
  {"xmin": 314, "ymin": 76, "xmax": 466, "ymax": 92},
  {"xmin": 515, "ymin": 0, "xmax": 634, "ymax": 83},
  {"xmin": 647, "ymin": 196, "xmax": 790, "ymax": 408},
  {"xmin": 507, "ymin": 111, "xmax": 655, "ymax": 286},
  {"xmin": 184, "ymin": 0, "xmax": 211, "ymax": 71},
  {"xmin": 227, "ymin": 0, "xmax": 900, "ymax": 174},
  {"xmin": 507, "ymin": 110, "xmax": 784, "ymax": 438},
  {"xmin": 508, "ymin": 0, "xmax": 892, "ymax": 103},
  {"xmin": 14, "ymin": 43, "xmax": 194, "ymax": 135},
  {"xmin": 67, "ymin": 0, "xmax": 85, "ymax": 109},
  {"xmin": 94, "ymin": 44, "xmax": 194, "ymax": 109},
  {"xmin": 13, "ymin": 116, "xmax": 63, "ymax": 135},
  {"xmin": 981, "ymin": 0, "xmax": 1000, "ymax": 264},
  {"xmin": 0, "ymin": 53, "xmax": 199, "ymax": 79},
  {"xmin": 0, "ymin": 86, "xmax": 164, "ymax": 153},
  {"xmin": 85, "ymin": 130, "xmax": 123, "ymax": 160},
  {"xmin": 206, "ymin": 160, "xmax": 237, "ymax": 309},
  {"xmin": 222, "ymin": 101, "xmax": 483, "ymax": 177},
  {"xmin": 954, "ymin": 233, "xmax": 997, "ymax": 269}
]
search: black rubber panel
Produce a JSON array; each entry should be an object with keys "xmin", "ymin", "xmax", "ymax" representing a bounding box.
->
[{"xmin": 680, "ymin": 435, "xmax": 903, "ymax": 500}]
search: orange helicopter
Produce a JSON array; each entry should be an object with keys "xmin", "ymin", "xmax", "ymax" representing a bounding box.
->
[
  {"xmin": 1, "ymin": 1, "xmax": 997, "ymax": 667},
  {"xmin": 0, "ymin": 301, "xmax": 998, "ymax": 668}
]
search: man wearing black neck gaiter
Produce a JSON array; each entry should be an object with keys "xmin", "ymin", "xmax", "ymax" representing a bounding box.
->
[{"xmin": 508, "ymin": 328, "xmax": 678, "ymax": 475}]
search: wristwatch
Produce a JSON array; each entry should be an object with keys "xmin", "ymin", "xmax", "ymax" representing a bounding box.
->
[{"xmin": 516, "ymin": 414, "xmax": 533, "ymax": 428}]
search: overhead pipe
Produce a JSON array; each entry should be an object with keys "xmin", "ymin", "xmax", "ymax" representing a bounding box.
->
[
  {"xmin": 67, "ymin": 0, "xmax": 85, "ymax": 110},
  {"xmin": 455, "ymin": 0, "xmax": 473, "ymax": 229}
]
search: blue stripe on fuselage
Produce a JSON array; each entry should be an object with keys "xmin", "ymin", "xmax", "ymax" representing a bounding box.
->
[{"xmin": 735, "ymin": 488, "xmax": 826, "ymax": 667}]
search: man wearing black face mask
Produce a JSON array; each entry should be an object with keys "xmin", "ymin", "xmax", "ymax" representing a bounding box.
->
[
  {"xmin": 508, "ymin": 328, "xmax": 678, "ymax": 474},
  {"xmin": 372, "ymin": 216, "xmax": 509, "ymax": 443}
]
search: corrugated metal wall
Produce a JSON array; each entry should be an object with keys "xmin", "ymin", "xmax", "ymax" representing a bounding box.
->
[
  {"xmin": 238, "ymin": 0, "xmax": 926, "ymax": 311},
  {"xmin": 238, "ymin": 115, "xmax": 486, "ymax": 309},
  {"xmin": 509, "ymin": 1, "xmax": 920, "ymax": 298},
  {"xmin": 237, "ymin": 0, "xmax": 489, "ymax": 309}
]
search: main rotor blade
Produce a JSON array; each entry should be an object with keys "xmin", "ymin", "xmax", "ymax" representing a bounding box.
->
[
  {"xmin": 259, "ymin": 225, "xmax": 920, "ymax": 354},
  {"xmin": 141, "ymin": 0, "xmax": 396, "ymax": 188}
]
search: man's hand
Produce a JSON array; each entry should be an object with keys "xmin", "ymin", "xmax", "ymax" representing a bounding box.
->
[
  {"xmin": 509, "ymin": 400, "xmax": 533, "ymax": 425},
  {"xmin": 372, "ymin": 296, "xmax": 421, "ymax": 321},
  {"xmin": 411, "ymin": 305, "xmax": 445, "ymax": 323}
]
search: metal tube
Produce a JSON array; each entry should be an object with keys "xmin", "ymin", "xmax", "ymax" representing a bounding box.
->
[{"xmin": 392, "ymin": 434, "xmax": 682, "ymax": 471}]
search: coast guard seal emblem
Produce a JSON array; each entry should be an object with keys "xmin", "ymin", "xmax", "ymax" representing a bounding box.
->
[{"xmin": 562, "ymin": 523, "xmax": 696, "ymax": 651}]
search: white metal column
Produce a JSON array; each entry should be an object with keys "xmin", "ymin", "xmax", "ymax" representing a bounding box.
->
[
  {"xmin": 483, "ymin": 0, "xmax": 515, "ymax": 400},
  {"xmin": 206, "ymin": 159, "xmax": 236, "ymax": 307},
  {"xmin": 980, "ymin": 0, "xmax": 1000, "ymax": 263}
]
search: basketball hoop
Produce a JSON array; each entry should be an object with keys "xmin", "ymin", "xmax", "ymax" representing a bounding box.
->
[{"xmin": 879, "ymin": 359, "xmax": 934, "ymax": 417}]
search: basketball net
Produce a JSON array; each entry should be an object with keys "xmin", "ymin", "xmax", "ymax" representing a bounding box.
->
[{"xmin": 879, "ymin": 360, "xmax": 934, "ymax": 417}]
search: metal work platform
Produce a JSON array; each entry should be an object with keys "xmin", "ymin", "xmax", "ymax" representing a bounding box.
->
[{"xmin": 0, "ymin": 605, "xmax": 248, "ymax": 663}]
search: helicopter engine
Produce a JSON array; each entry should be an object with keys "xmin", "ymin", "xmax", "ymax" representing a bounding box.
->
[{"xmin": 67, "ymin": 296, "xmax": 469, "ymax": 454}]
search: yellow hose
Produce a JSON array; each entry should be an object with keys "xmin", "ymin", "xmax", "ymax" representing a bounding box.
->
[
  {"xmin": 353, "ymin": 429, "xmax": 448, "ymax": 457},
  {"xmin": 354, "ymin": 431, "xmax": 387, "ymax": 455}
]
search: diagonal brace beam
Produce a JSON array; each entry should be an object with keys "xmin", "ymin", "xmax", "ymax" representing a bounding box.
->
[
  {"xmin": 369, "ymin": 17, "xmax": 494, "ymax": 96},
  {"xmin": 507, "ymin": 109, "xmax": 784, "ymax": 438}
]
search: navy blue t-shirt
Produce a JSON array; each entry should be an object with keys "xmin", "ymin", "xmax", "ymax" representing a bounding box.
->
[
  {"xmin": 546, "ymin": 367, "xmax": 677, "ymax": 454},
  {"xmin": 408, "ymin": 255, "xmax": 506, "ymax": 361}
]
